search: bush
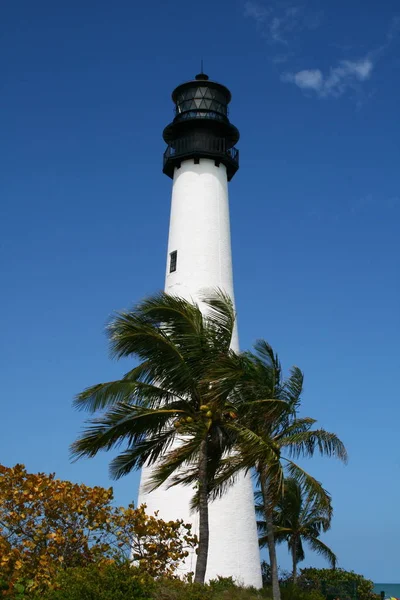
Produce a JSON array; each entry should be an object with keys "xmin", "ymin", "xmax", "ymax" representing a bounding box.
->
[
  {"xmin": 0, "ymin": 464, "xmax": 197, "ymax": 594},
  {"xmin": 154, "ymin": 576, "xmax": 268, "ymax": 600},
  {"xmin": 280, "ymin": 584, "xmax": 325, "ymax": 600},
  {"xmin": 260, "ymin": 562, "xmax": 291, "ymax": 588},
  {"xmin": 19, "ymin": 565, "xmax": 336, "ymax": 600},
  {"xmin": 153, "ymin": 577, "xmax": 212, "ymax": 600},
  {"xmin": 298, "ymin": 568, "xmax": 376, "ymax": 600},
  {"xmin": 42, "ymin": 563, "xmax": 155, "ymax": 600},
  {"xmin": 208, "ymin": 576, "xmax": 237, "ymax": 592}
]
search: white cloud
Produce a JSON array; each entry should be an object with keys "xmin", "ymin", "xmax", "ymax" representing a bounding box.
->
[
  {"xmin": 244, "ymin": 1, "xmax": 270, "ymax": 24},
  {"xmin": 347, "ymin": 59, "xmax": 373, "ymax": 79},
  {"xmin": 244, "ymin": 3, "xmax": 398, "ymax": 101},
  {"xmin": 244, "ymin": 1, "xmax": 319, "ymax": 45},
  {"xmin": 281, "ymin": 57, "xmax": 374, "ymax": 97},
  {"xmin": 270, "ymin": 17, "xmax": 284, "ymax": 43},
  {"xmin": 271, "ymin": 53, "xmax": 293, "ymax": 64},
  {"xmin": 281, "ymin": 69, "xmax": 323, "ymax": 90}
]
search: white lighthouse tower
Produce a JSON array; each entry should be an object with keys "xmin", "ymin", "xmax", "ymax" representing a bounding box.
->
[{"xmin": 138, "ymin": 72, "xmax": 262, "ymax": 588}]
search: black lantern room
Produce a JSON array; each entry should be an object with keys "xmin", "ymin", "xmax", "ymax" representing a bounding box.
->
[{"xmin": 163, "ymin": 73, "xmax": 240, "ymax": 181}]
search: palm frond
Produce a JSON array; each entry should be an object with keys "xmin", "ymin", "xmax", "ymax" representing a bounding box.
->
[
  {"xmin": 300, "ymin": 492, "xmax": 333, "ymax": 529},
  {"xmin": 73, "ymin": 377, "xmax": 182, "ymax": 413},
  {"xmin": 274, "ymin": 526, "xmax": 293, "ymax": 538},
  {"xmin": 289, "ymin": 537, "xmax": 305, "ymax": 563},
  {"xmin": 231, "ymin": 425, "xmax": 282, "ymax": 469},
  {"xmin": 108, "ymin": 430, "xmax": 176, "ymax": 478},
  {"xmin": 107, "ymin": 311, "xmax": 199, "ymax": 396},
  {"xmin": 253, "ymin": 340, "xmax": 281, "ymax": 377},
  {"xmin": 204, "ymin": 453, "xmax": 245, "ymax": 503},
  {"xmin": 305, "ymin": 536, "xmax": 337, "ymax": 568},
  {"xmin": 200, "ymin": 289, "xmax": 236, "ymax": 351},
  {"xmin": 280, "ymin": 366, "xmax": 304, "ymax": 409},
  {"xmin": 70, "ymin": 400, "xmax": 191, "ymax": 462},
  {"xmin": 280, "ymin": 429, "xmax": 348, "ymax": 463},
  {"xmin": 260, "ymin": 460, "xmax": 286, "ymax": 508},
  {"xmin": 145, "ymin": 429, "xmax": 208, "ymax": 492},
  {"xmin": 283, "ymin": 460, "xmax": 331, "ymax": 510},
  {"xmin": 133, "ymin": 291, "xmax": 203, "ymax": 334},
  {"xmin": 274, "ymin": 417, "xmax": 316, "ymax": 440},
  {"xmin": 204, "ymin": 350, "xmax": 253, "ymax": 403},
  {"xmin": 241, "ymin": 398, "xmax": 291, "ymax": 421},
  {"xmin": 254, "ymin": 489, "xmax": 265, "ymax": 517}
]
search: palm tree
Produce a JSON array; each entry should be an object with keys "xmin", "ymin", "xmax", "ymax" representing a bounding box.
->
[
  {"xmin": 256, "ymin": 478, "xmax": 337, "ymax": 584},
  {"xmin": 206, "ymin": 341, "xmax": 347, "ymax": 600},
  {"xmin": 71, "ymin": 290, "xmax": 243, "ymax": 584}
]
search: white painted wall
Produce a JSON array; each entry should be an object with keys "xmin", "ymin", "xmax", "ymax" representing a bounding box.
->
[{"xmin": 138, "ymin": 158, "xmax": 262, "ymax": 588}]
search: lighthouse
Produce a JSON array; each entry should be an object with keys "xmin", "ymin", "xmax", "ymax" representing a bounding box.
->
[{"xmin": 138, "ymin": 72, "xmax": 262, "ymax": 587}]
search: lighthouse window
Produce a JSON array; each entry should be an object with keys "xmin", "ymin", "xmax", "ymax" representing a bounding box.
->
[{"xmin": 170, "ymin": 250, "xmax": 177, "ymax": 273}]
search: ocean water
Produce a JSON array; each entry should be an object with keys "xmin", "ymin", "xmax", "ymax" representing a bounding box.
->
[{"xmin": 374, "ymin": 584, "xmax": 400, "ymax": 598}]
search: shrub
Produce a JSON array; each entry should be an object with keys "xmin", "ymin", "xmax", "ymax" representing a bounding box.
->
[
  {"xmin": 154, "ymin": 576, "xmax": 268, "ymax": 600},
  {"xmin": 208, "ymin": 576, "xmax": 267, "ymax": 600},
  {"xmin": 208, "ymin": 576, "xmax": 237, "ymax": 592},
  {"xmin": 42, "ymin": 563, "xmax": 155, "ymax": 600},
  {"xmin": 298, "ymin": 568, "xmax": 376, "ymax": 600},
  {"xmin": 281, "ymin": 584, "xmax": 325, "ymax": 600},
  {"xmin": 153, "ymin": 577, "xmax": 212, "ymax": 600},
  {"xmin": 0, "ymin": 464, "xmax": 197, "ymax": 594},
  {"xmin": 260, "ymin": 561, "xmax": 291, "ymax": 588}
]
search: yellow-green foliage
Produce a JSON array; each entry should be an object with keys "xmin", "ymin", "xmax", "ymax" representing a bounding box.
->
[{"xmin": 0, "ymin": 464, "xmax": 197, "ymax": 596}]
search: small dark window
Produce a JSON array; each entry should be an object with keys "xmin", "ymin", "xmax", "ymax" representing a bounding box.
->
[{"xmin": 170, "ymin": 250, "xmax": 177, "ymax": 273}]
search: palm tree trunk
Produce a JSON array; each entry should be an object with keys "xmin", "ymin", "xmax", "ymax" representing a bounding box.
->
[
  {"xmin": 292, "ymin": 539, "xmax": 297, "ymax": 584},
  {"xmin": 260, "ymin": 473, "xmax": 281, "ymax": 600},
  {"xmin": 194, "ymin": 439, "xmax": 209, "ymax": 584}
]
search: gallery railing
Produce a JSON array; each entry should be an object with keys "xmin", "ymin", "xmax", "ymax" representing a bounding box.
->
[{"xmin": 163, "ymin": 135, "xmax": 239, "ymax": 169}]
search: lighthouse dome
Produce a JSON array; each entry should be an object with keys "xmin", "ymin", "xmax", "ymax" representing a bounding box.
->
[{"xmin": 173, "ymin": 73, "xmax": 230, "ymax": 124}]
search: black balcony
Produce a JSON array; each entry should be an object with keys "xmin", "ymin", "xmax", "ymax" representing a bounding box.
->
[{"xmin": 163, "ymin": 135, "xmax": 239, "ymax": 181}]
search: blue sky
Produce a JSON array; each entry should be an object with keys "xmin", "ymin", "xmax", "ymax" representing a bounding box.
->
[{"xmin": 1, "ymin": 0, "xmax": 399, "ymax": 583}]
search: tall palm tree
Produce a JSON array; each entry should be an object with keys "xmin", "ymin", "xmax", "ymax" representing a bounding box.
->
[
  {"xmin": 206, "ymin": 341, "xmax": 347, "ymax": 600},
  {"xmin": 71, "ymin": 291, "xmax": 241, "ymax": 584},
  {"xmin": 256, "ymin": 478, "xmax": 337, "ymax": 583}
]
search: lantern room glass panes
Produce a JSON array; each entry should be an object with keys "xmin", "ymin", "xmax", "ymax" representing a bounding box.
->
[{"xmin": 175, "ymin": 85, "xmax": 228, "ymax": 120}]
